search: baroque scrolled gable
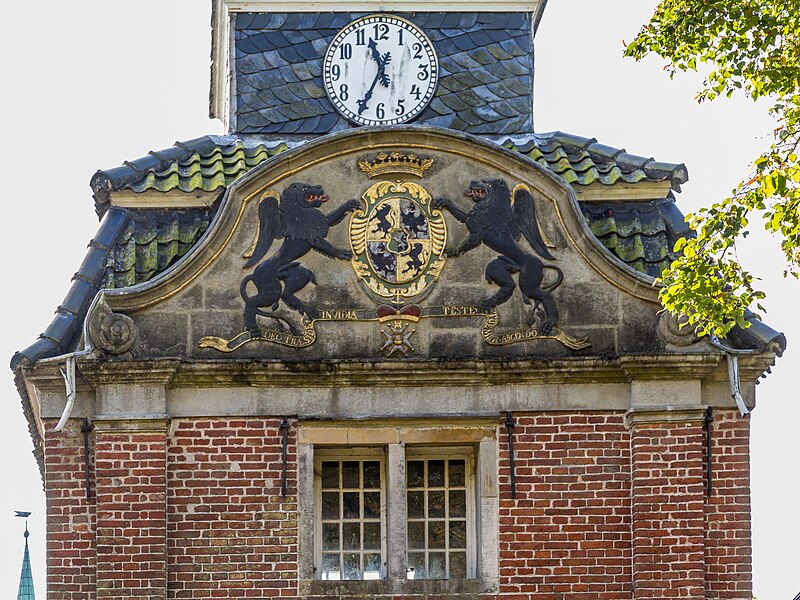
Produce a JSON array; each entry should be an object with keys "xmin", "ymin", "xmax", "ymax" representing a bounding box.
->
[{"xmin": 11, "ymin": 2, "xmax": 785, "ymax": 598}]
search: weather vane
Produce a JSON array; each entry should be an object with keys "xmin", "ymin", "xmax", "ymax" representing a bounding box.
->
[{"xmin": 15, "ymin": 510, "xmax": 35, "ymax": 599}]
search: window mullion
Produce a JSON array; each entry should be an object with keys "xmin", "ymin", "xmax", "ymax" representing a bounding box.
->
[{"xmin": 386, "ymin": 443, "xmax": 407, "ymax": 580}]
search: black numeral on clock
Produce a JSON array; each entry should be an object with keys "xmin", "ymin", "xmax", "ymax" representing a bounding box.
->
[
  {"xmin": 397, "ymin": 28, "xmax": 404, "ymax": 46},
  {"xmin": 412, "ymin": 43, "xmax": 423, "ymax": 60},
  {"xmin": 331, "ymin": 64, "xmax": 341, "ymax": 81},
  {"xmin": 356, "ymin": 29, "xmax": 365, "ymax": 45},
  {"xmin": 417, "ymin": 64, "xmax": 429, "ymax": 80},
  {"xmin": 339, "ymin": 84, "xmax": 349, "ymax": 101},
  {"xmin": 410, "ymin": 85, "xmax": 422, "ymax": 101},
  {"xmin": 376, "ymin": 103, "xmax": 385, "ymax": 119},
  {"xmin": 395, "ymin": 99, "xmax": 406, "ymax": 116},
  {"xmin": 373, "ymin": 23, "xmax": 389, "ymax": 41},
  {"xmin": 340, "ymin": 43, "xmax": 352, "ymax": 60}
]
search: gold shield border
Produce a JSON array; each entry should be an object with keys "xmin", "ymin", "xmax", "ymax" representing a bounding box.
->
[{"xmin": 349, "ymin": 181, "xmax": 447, "ymax": 302}]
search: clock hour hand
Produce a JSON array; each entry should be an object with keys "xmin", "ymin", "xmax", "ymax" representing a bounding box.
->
[{"xmin": 357, "ymin": 38, "xmax": 392, "ymax": 115}]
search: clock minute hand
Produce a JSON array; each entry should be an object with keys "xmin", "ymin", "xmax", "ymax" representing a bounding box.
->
[{"xmin": 357, "ymin": 39, "xmax": 392, "ymax": 115}]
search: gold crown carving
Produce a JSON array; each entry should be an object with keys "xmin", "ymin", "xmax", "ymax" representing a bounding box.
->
[{"xmin": 358, "ymin": 152, "xmax": 434, "ymax": 179}]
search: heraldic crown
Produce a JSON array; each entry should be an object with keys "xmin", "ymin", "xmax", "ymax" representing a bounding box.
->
[{"xmin": 358, "ymin": 152, "xmax": 434, "ymax": 179}]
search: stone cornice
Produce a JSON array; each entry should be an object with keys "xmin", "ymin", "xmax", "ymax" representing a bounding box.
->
[
  {"xmin": 624, "ymin": 405, "xmax": 707, "ymax": 428},
  {"xmin": 22, "ymin": 351, "xmax": 776, "ymax": 396},
  {"xmin": 52, "ymin": 353, "xmax": 749, "ymax": 388},
  {"xmin": 92, "ymin": 415, "xmax": 170, "ymax": 434},
  {"xmin": 77, "ymin": 360, "xmax": 181, "ymax": 387},
  {"xmin": 619, "ymin": 354, "xmax": 722, "ymax": 381}
]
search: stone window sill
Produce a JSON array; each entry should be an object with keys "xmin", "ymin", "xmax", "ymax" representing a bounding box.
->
[{"xmin": 301, "ymin": 578, "xmax": 498, "ymax": 598}]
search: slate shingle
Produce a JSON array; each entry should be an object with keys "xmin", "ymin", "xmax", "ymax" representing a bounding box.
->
[{"xmin": 233, "ymin": 12, "xmax": 535, "ymax": 135}]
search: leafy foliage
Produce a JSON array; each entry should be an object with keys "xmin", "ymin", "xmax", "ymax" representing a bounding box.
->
[{"xmin": 625, "ymin": 0, "xmax": 800, "ymax": 337}]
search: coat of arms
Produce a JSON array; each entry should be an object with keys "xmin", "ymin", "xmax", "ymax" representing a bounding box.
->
[
  {"xmin": 349, "ymin": 177, "xmax": 446, "ymax": 304},
  {"xmin": 199, "ymin": 151, "xmax": 589, "ymax": 355}
]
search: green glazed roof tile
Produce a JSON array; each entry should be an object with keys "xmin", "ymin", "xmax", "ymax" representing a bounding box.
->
[
  {"xmin": 92, "ymin": 133, "xmax": 686, "ymax": 215},
  {"xmin": 105, "ymin": 210, "xmax": 211, "ymax": 289},
  {"xmin": 580, "ymin": 199, "xmax": 688, "ymax": 278}
]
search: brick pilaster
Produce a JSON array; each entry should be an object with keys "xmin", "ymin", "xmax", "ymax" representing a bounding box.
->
[
  {"xmin": 44, "ymin": 418, "xmax": 96, "ymax": 599},
  {"xmin": 704, "ymin": 410, "xmax": 752, "ymax": 599},
  {"xmin": 627, "ymin": 408, "xmax": 706, "ymax": 599},
  {"xmin": 93, "ymin": 418, "xmax": 169, "ymax": 599}
]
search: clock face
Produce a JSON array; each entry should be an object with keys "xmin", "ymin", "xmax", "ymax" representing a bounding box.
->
[{"xmin": 323, "ymin": 15, "xmax": 439, "ymax": 126}]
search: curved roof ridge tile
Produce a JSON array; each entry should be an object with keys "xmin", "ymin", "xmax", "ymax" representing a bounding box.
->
[{"xmin": 94, "ymin": 132, "xmax": 690, "ymax": 216}]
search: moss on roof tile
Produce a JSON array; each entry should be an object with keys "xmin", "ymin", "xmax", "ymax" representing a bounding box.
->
[
  {"xmin": 93, "ymin": 133, "xmax": 686, "ymax": 209},
  {"xmin": 105, "ymin": 209, "xmax": 212, "ymax": 289}
]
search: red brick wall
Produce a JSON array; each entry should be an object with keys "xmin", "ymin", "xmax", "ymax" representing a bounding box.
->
[
  {"xmin": 167, "ymin": 418, "xmax": 298, "ymax": 599},
  {"xmin": 630, "ymin": 421, "xmax": 706, "ymax": 599},
  {"xmin": 94, "ymin": 427, "xmax": 168, "ymax": 598},
  {"xmin": 498, "ymin": 413, "xmax": 632, "ymax": 600},
  {"xmin": 44, "ymin": 419, "xmax": 96, "ymax": 600},
  {"xmin": 704, "ymin": 410, "xmax": 752, "ymax": 599},
  {"xmin": 40, "ymin": 412, "xmax": 755, "ymax": 599}
]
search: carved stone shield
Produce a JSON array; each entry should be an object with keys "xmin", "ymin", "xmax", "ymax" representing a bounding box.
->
[{"xmin": 350, "ymin": 181, "xmax": 447, "ymax": 303}]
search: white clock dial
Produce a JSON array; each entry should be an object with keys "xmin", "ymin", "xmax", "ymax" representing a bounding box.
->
[{"xmin": 323, "ymin": 15, "xmax": 439, "ymax": 126}]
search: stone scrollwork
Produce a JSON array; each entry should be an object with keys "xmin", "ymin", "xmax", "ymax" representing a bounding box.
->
[
  {"xmin": 88, "ymin": 298, "xmax": 138, "ymax": 355},
  {"xmin": 658, "ymin": 311, "xmax": 700, "ymax": 347}
]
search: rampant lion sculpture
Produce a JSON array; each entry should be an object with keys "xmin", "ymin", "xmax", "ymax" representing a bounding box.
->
[
  {"xmin": 435, "ymin": 179, "xmax": 563, "ymax": 333},
  {"xmin": 241, "ymin": 183, "xmax": 360, "ymax": 335}
]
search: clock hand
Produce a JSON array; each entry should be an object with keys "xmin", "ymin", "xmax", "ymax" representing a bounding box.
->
[
  {"xmin": 357, "ymin": 39, "xmax": 392, "ymax": 115},
  {"xmin": 367, "ymin": 37, "xmax": 382, "ymax": 67}
]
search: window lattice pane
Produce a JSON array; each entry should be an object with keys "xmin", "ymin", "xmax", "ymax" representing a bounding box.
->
[
  {"xmin": 364, "ymin": 462, "xmax": 381, "ymax": 489},
  {"xmin": 319, "ymin": 457, "xmax": 384, "ymax": 581},
  {"xmin": 406, "ymin": 456, "xmax": 471, "ymax": 580},
  {"xmin": 322, "ymin": 462, "xmax": 339, "ymax": 489},
  {"xmin": 364, "ymin": 492, "xmax": 381, "ymax": 518},
  {"xmin": 407, "ymin": 461, "xmax": 424, "ymax": 488}
]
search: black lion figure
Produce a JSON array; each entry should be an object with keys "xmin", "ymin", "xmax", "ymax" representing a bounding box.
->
[
  {"xmin": 241, "ymin": 183, "xmax": 360, "ymax": 335},
  {"xmin": 434, "ymin": 179, "xmax": 563, "ymax": 333}
]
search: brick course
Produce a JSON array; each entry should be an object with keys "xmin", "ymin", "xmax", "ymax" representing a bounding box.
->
[
  {"xmin": 499, "ymin": 413, "xmax": 632, "ymax": 600},
  {"xmin": 703, "ymin": 410, "xmax": 752, "ymax": 600},
  {"xmin": 630, "ymin": 421, "xmax": 706, "ymax": 599},
  {"xmin": 40, "ymin": 412, "xmax": 755, "ymax": 599},
  {"xmin": 167, "ymin": 418, "xmax": 298, "ymax": 599},
  {"xmin": 95, "ymin": 427, "xmax": 168, "ymax": 598},
  {"xmin": 44, "ymin": 418, "xmax": 96, "ymax": 600}
]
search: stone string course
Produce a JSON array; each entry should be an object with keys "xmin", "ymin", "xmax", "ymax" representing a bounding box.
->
[{"xmin": 43, "ymin": 412, "xmax": 751, "ymax": 599}]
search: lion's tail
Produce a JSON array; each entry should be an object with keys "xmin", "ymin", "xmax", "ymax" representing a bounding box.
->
[
  {"xmin": 240, "ymin": 274, "xmax": 254, "ymax": 301},
  {"xmin": 542, "ymin": 265, "xmax": 563, "ymax": 291}
]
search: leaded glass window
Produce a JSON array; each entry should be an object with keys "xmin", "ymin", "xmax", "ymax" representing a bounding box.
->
[
  {"xmin": 405, "ymin": 450, "xmax": 475, "ymax": 579},
  {"xmin": 315, "ymin": 451, "xmax": 386, "ymax": 580}
]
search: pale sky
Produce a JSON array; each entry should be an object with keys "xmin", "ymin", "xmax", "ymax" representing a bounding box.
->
[{"xmin": 1, "ymin": 1, "xmax": 796, "ymax": 597}]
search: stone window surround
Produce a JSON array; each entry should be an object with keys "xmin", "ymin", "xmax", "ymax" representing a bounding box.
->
[
  {"xmin": 298, "ymin": 419, "xmax": 499, "ymax": 596},
  {"xmin": 314, "ymin": 447, "xmax": 388, "ymax": 580}
]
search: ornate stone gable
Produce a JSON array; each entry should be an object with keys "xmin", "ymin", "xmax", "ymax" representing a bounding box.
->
[{"xmin": 90, "ymin": 127, "xmax": 669, "ymax": 364}]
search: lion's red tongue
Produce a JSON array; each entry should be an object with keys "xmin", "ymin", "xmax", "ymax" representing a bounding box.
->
[{"xmin": 307, "ymin": 194, "xmax": 328, "ymax": 203}]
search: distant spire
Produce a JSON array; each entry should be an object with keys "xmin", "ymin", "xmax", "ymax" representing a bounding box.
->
[{"xmin": 16, "ymin": 519, "xmax": 35, "ymax": 600}]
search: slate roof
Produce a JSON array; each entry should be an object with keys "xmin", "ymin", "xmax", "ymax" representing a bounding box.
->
[{"xmin": 233, "ymin": 12, "xmax": 533, "ymax": 135}]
